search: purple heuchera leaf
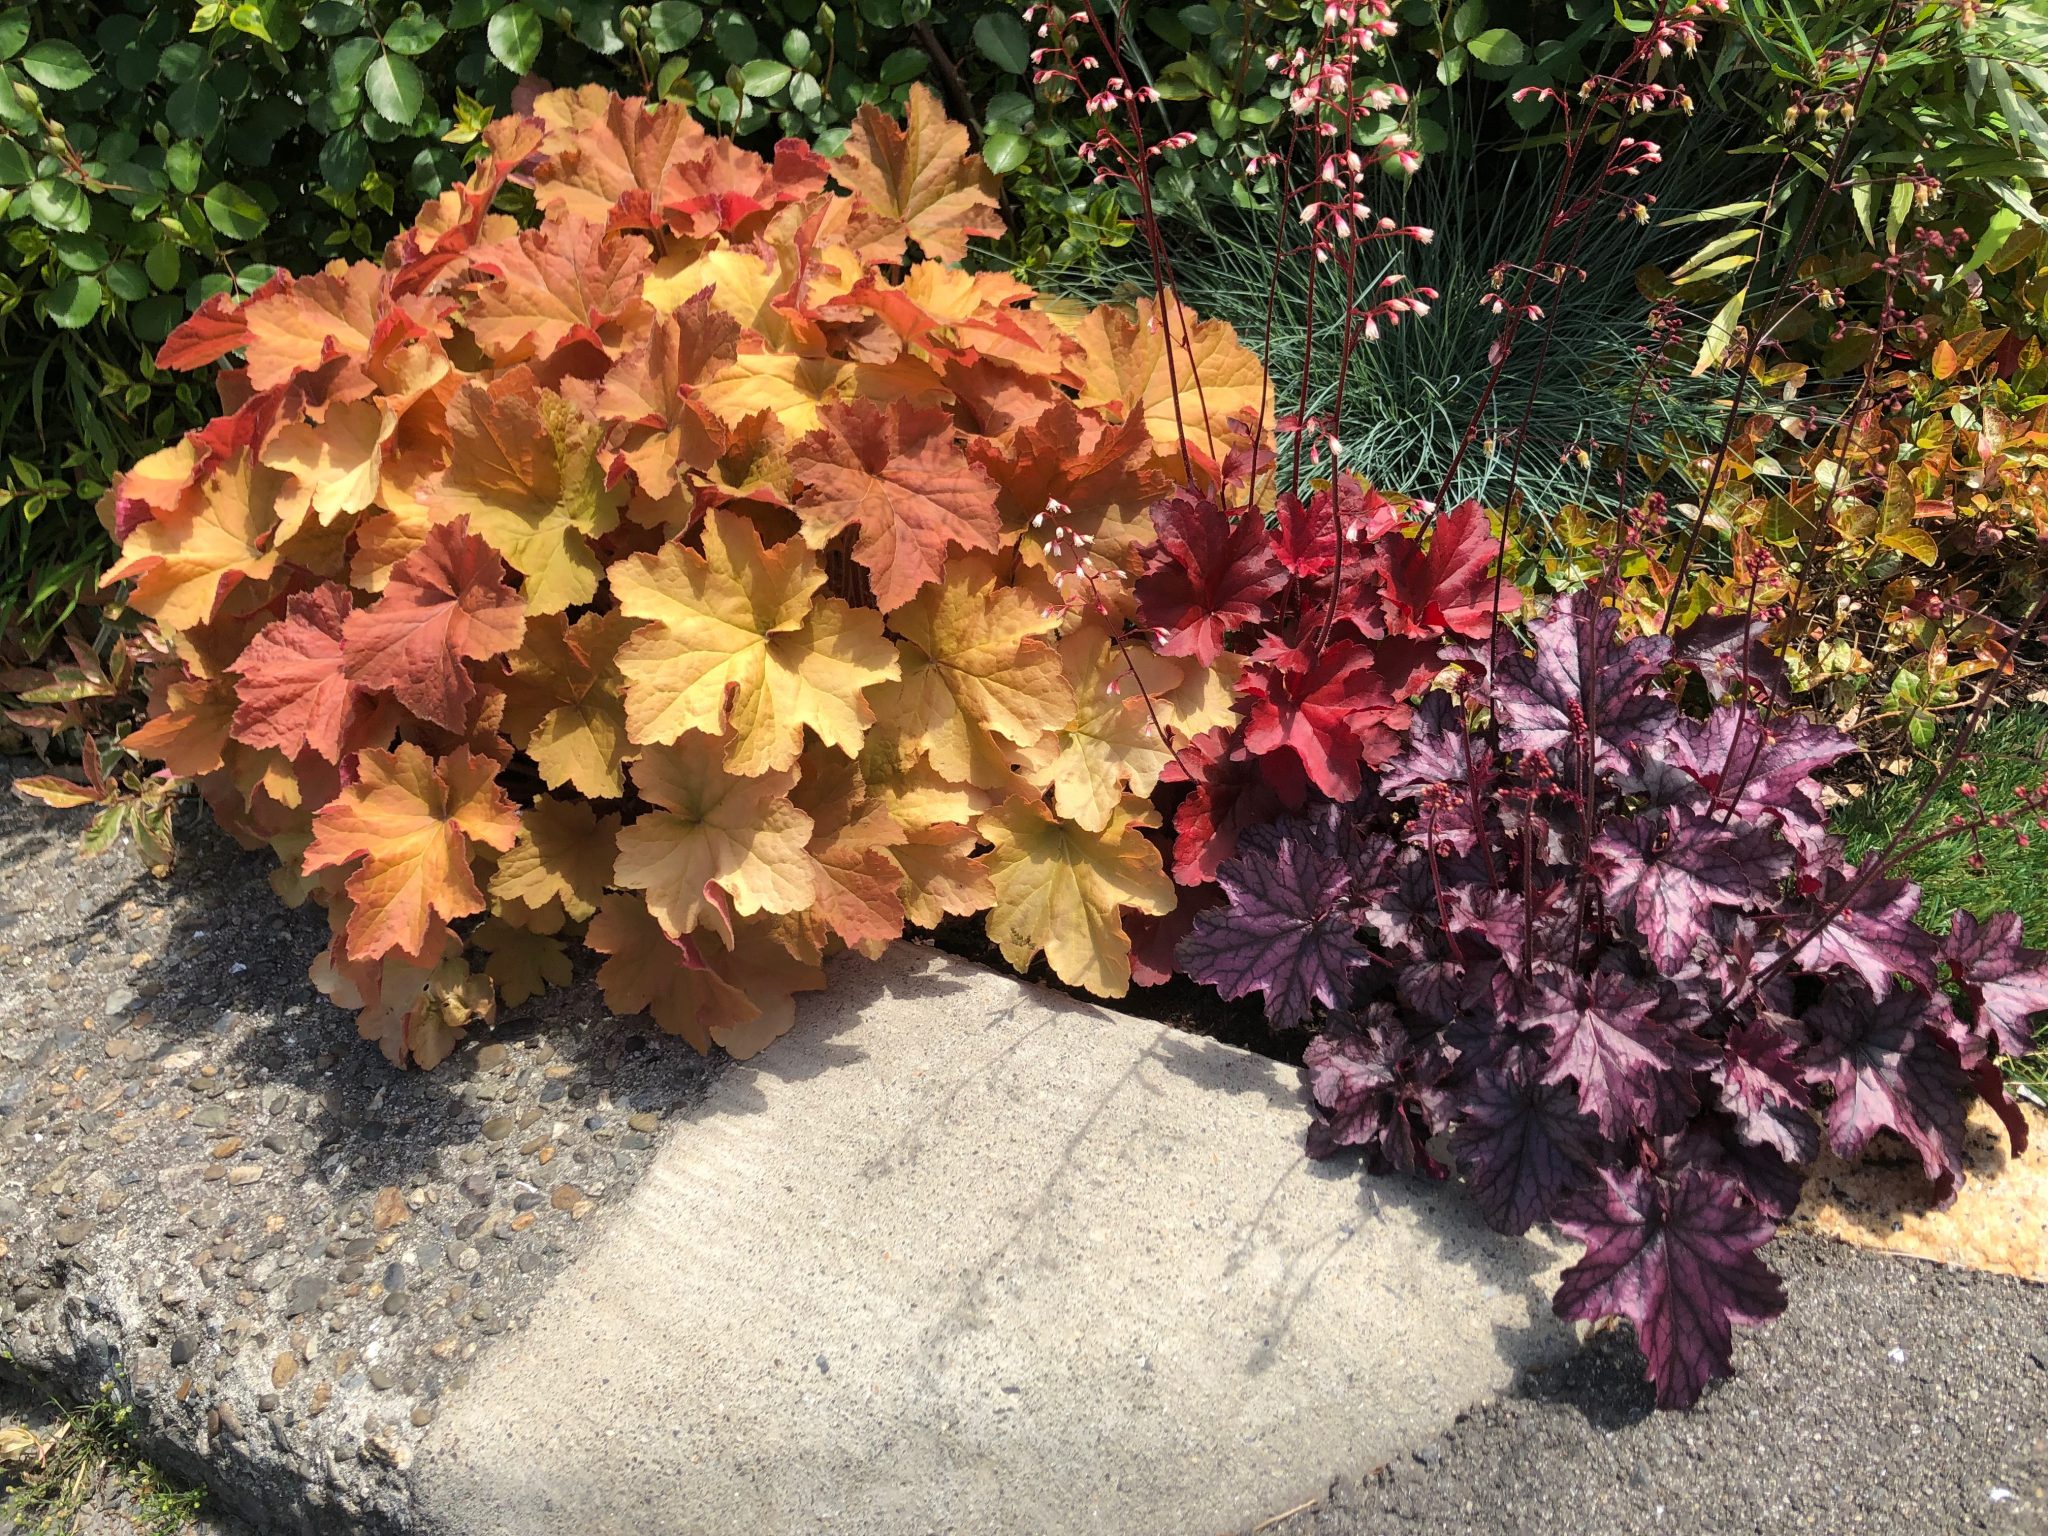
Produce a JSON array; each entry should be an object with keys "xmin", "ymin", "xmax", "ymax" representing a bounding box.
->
[
  {"xmin": 1178, "ymin": 806, "xmax": 1377, "ymax": 1026},
  {"xmin": 1493, "ymin": 594, "xmax": 1674, "ymax": 773},
  {"xmin": 1659, "ymin": 708, "xmax": 1854, "ymax": 854},
  {"xmin": 1790, "ymin": 858, "xmax": 1940, "ymax": 998},
  {"xmin": 1303, "ymin": 1005, "xmax": 1453, "ymax": 1173},
  {"xmin": 1451, "ymin": 1048, "xmax": 1599, "ymax": 1234},
  {"xmin": 1594, "ymin": 809, "xmax": 1791, "ymax": 972},
  {"xmin": 1553, "ymin": 1166, "xmax": 1787, "ymax": 1409},
  {"xmin": 1378, "ymin": 689, "xmax": 1495, "ymax": 802},
  {"xmin": 1802, "ymin": 981, "xmax": 1969, "ymax": 1188},
  {"xmin": 1526, "ymin": 969, "xmax": 1672, "ymax": 1139},
  {"xmin": 1671, "ymin": 612, "xmax": 1790, "ymax": 705},
  {"xmin": 1940, "ymin": 909, "xmax": 2048, "ymax": 1058},
  {"xmin": 1712, "ymin": 1018, "xmax": 1820, "ymax": 1166}
]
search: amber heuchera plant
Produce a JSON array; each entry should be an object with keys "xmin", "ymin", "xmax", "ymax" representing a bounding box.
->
[{"xmin": 81, "ymin": 84, "xmax": 1262, "ymax": 1068}]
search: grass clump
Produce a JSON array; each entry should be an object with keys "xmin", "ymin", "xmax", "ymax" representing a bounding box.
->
[
  {"xmin": 0, "ymin": 1390, "xmax": 206, "ymax": 1536},
  {"xmin": 1834, "ymin": 704, "xmax": 2048, "ymax": 1100}
]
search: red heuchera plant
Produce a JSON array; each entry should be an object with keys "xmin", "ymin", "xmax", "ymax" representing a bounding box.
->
[{"xmin": 1062, "ymin": 0, "xmax": 2044, "ymax": 1410}]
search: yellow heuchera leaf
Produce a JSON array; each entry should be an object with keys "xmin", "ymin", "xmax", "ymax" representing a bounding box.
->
[
  {"xmin": 1023, "ymin": 626, "xmax": 1183, "ymax": 833},
  {"xmin": 475, "ymin": 917, "xmax": 573, "ymax": 1006},
  {"xmin": 311, "ymin": 917, "xmax": 493, "ymax": 1070},
  {"xmin": 587, "ymin": 894, "xmax": 825, "ymax": 1057},
  {"xmin": 105, "ymin": 450, "xmax": 283, "ymax": 631},
  {"xmin": 261, "ymin": 399, "xmax": 396, "ymax": 531},
  {"xmin": 303, "ymin": 743, "xmax": 521, "ymax": 962},
  {"xmin": 610, "ymin": 507, "xmax": 898, "ymax": 774},
  {"xmin": 873, "ymin": 552, "xmax": 1075, "ymax": 789},
  {"xmin": 978, "ymin": 793, "xmax": 1174, "ymax": 997},
  {"xmin": 424, "ymin": 382, "xmax": 622, "ymax": 614},
  {"xmin": 893, "ymin": 822, "xmax": 994, "ymax": 929},
  {"xmin": 499, "ymin": 610, "xmax": 635, "ymax": 797},
  {"xmin": 612, "ymin": 738, "xmax": 816, "ymax": 943},
  {"xmin": 836, "ymin": 82, "xmax": 1003, "ymax": 265},
  {"xmin": 1070, "ymin": 290, "xmax": 1266, "ymax": 471},
  {"xmin": 489, "ymin": 795, "xmax": 620, "ymax": 923}
]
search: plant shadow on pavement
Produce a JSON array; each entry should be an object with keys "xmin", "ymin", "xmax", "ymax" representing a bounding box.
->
[{"xmin": 3, "ymin": 763, "xmax": 1574, "ymax": 1430}]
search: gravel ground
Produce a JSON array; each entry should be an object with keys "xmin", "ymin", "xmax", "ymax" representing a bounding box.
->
[
  {"xmin": 0, "ymin": 764, "xmax": 720, "ymax": 1532},
  {"xmin": 1264, "ymin": 1233, "xmax": 2048, "ymax": 1536}
]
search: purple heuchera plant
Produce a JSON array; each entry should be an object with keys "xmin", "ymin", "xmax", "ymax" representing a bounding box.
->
[{"xmin": 1179, "ymin": 594, "xmax": 2043, "ymax": 1407}]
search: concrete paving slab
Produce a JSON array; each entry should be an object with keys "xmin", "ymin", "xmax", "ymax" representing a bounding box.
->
[{"xmin": 414, "ymin": 944, "xmax": 1573, "ymax": 1536}]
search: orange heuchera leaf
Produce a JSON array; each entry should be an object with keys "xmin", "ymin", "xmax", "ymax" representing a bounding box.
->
[
  {"xmin": 595, "ymin": 291, "xmax": 739, "ymax": 497},
  {"xmin": 790, "ymin": 399, "xmax": 1003, "ymax": 611},
  {"xmin": 125, "ymin": 670, "xmax": 238, "ymax": 777},
  {"xmin": 313, "ymin": 917, "xmax": 490, "ymax": 1069},
  {"xmin": 342, "ymin": 520, "xmax": 526, "ymax": 731},
  {"xmin": 588, "ymin": 895, "xmax": 824, "ymax": 1057},
  {"xmin": 794, "ymin": 749, "xmax": 906, "ymax": 951},
  {"xmin": 609, "ymin": 507, "xmax": 898, "ymax": 774},
  {"xmin": 978, "ymin": 793, "xmax": 1174, "ymax": 997},
  {"xmin": 475, "ymin": 917, "xmax": 573, "ymax": 1007},
  {"xmin": 260, "ymin": 399, "xmax": 395, "ymax": 530},
  {"xmin": 230, "ymin": 584, "xmax": 378, "ymax": 764},
  {"xmin": 461, "ymin": 218, "xmax": 654, "ymax": 364},
  {"xmin": 611, "ymin": 739, "xmax": 816, "ymax": 943},
  {"xmin": 239, "ymin": 261, "xmax": 388, "ymax": 390},
  {"xmin": 530, "ymin": 88, "xmax": 709, "ymax": 223},
  {"xmin": 303, "ymin": 743, "xmax": 521, "ymax": 962},
  {"xmin": 1071, "ymin": 291, "xmax": 1266, "ymax": 472},
  {"xmin": 836, "ymin": 82, "xmax": 1002, "ymax": 264}
]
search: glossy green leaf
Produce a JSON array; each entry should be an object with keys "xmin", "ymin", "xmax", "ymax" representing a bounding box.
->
[
  {"xmin": 46, "ymin": 273, "xmax": 103, "ymax": 328},
  {"xmin": 487, "ymin": 3, "xmax": 541, "ymax": 73},
  {"xmin": 202, "ymin": 180, "xmax": 268, "ymax": 240},
  {"xmin": 648, "ymin": 1, "xmax": 704, "ymax": 50},
  {"xmin": 165, "ymin": 78, "xmax": 224, "ymax": 140},
  {"xmin": 24, "ymin": 176, "xmax": 89, "ymax": 232},
  {"xmin": 365, "ymin": 52, "xmax": 425, "ymax": 123},
  {"xmin": 1467, "ymin": 28, "xmax": 1525, "ymax": 66},
  {"xmin": 972, "ymin": 12, "xmax": 1030, "ymax": 74},
  {"xmin": 0, "ymin": 9, "xmax": 26, "ymax": 61},
  {"xmin": 983, "ymin": 130, "xmax": 1027, "ymax": 175},
  {"xmin": 21, "ymin": 40, "xmax": 93, "ymax": 91},
  {"xmin": 738, "ymin": 59, "xmax": 792, "ymax": 97},
  {"xmin": 384, "ymin": 11, "xmax": 445, "ymax": 55},
  {"xmin": 0, "ymin": 135, "xmax": 28, "ymax": 185}
]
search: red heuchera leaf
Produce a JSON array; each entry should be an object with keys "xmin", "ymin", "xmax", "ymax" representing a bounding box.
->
[
  {"xmin": 1526, "ymin": 970, "xmax": 1673, "ymax": 1140},
  {"xmin": 1381, "ymin": 500, "xmax": 1517, "ymax": 640},
  {"xmin": 1239, "ymin": 639, "xmax": 1405, "ymax": 800},
  {"xmin": 155, "ymin": 287, "xmax": 257, "ymax": 371},
  {"xmin": 1270, "ymin": 491, "xmax": 1335, "ymax": 579},
  {"xmin": 1553, "ymin": 1167, "xmax": 1787, "ymax": 1409},
  {"xmin": 789, "ymin": 399, "xmax": 1002, "ymax": 611},
  {"xmin": 659, "ymin": 136, "xmax": 831, "ymax": 238},
  {"xmin": 1802, "ymin": 980, "xmax": 1970, "ymax": 1187},
  {"xmin": 231, "ymin": 585, "xmax": 379, "ymax": 764},
  {"xmin": 1939, "ymin": 909, "xmax": 2048, "ymax": 1058},
  {"xmin": 1176, "ymin": 807, "xmax": 1374, "ymax": 1026},
  {"xmin": 1136, "ymin": 489, "xmax": 1285, "ymax": 666},
  {"xmin": 1449, "ymin": 1049, "xmax": 1599, "ymax": 1235},
  {"xmin": 1303, "ymin": 1006, "xmax": 1453, "ymax": 1172},
  {"xmin": 342, "ymin": 521, "xmax": 527, "ymax": 731},
  {"xmin": 1166, "ymin": 730, "xmax": 1285, "ymax": 885}
]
